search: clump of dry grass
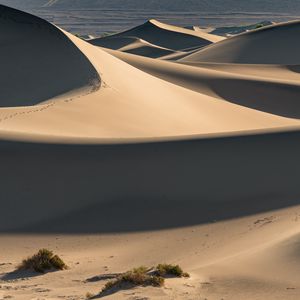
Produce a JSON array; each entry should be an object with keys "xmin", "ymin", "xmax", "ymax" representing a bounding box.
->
[
  {"xmin": 17, "ymin": 249, "xmax": 67, "ymax": 273},
  {"xmin": 155, "ymin": 264, "xmax": 190, "ymax": 278},
  {"xmin": 101, "ymin": 266, "xmax": 164, "ymax": 294},
  {"xmin": 97, "ymin": 264, "xmax": 189, "ymax": 296}
]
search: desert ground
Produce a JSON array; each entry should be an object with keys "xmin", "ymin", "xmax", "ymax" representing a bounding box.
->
[{"xmin": 1, "ymin": 4, "xmax": 300, "ymax": 300}]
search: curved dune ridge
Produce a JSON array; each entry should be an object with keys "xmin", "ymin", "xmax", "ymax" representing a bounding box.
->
[
  {"xmin": 180, "ymin": 20, "xmax": 300, "ymax": 64},
  {"xmin": 89, "ymin": 19, "xmax": 224, "ymax": 58},
  {"xmin": 90, "ymin": 36, "xmax": 176, "ymax": 58},
  {"xmin": 107, "ymin": 49, "xmax": 300, "ymax": 118},
  {"xmin": 0, "ymin": 5, "xmax": 100, "ymax": 107},
  {"xmin": 1, "ymin": 6, "xmax": 300, "ymax": 300},
  {"xmin": 0, "ymin": 7, "xmax": 300, "ymax": 140}
]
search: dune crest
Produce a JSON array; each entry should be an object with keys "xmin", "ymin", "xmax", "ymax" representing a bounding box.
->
[
  {"xmin": 89, "ymin": 19, "xmax": 224, "ymax": 59},
  {"xmin": 180, "ymin": 20, "xmax": 300, "ymax": 64},
  {"xmin": 0, "ymin": 5, "xmax": 100, "ymax": 107}
]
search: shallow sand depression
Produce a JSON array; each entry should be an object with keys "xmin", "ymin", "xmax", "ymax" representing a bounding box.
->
[{"xmin": 0, "ymin": 4, "xmax": 300, "ymax": 300}]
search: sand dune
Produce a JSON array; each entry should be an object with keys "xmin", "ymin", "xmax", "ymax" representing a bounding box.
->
[
  {"xmin": 1, "ymin": 25, "xmax": 298, "ymax": 139},
  {"xmin": 89, "ymin": 19, "xmax": 224, "ymax": 58},
  {"xmin": 90, "ymin": 36, "xmax": 178, "ymax": 58},
  {"xmin": 0, "ymin": 5, "xmax": 300, "ymax": 300},
  {"xmin": 180, "ymin": 20, "xmax": 300, "ymax": 64},
  {"xmin": 105, "ymin": 49, "xmax": 300, "ymax": 118},
  {"xmin": 0, "ymin": 5, "xmax": 100, "ymax": 107}
]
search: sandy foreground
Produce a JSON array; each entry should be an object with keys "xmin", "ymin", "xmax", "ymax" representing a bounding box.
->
[
  {"xmin": 1, "ymin": 4, "xmax": 300, "ymax": 300},
  {"xmin": 1, "ymin": 206, "xmax": 300, "ymax": 300}
]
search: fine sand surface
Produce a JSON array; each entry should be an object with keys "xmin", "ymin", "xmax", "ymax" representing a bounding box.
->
[{"xmin": 1, "ymin": 4, "xmax": 300, "ymax": 300}]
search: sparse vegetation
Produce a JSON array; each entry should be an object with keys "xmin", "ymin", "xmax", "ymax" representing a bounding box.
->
[
  {"xmin": 17, "ymin": 249, "xmax": 67, "ymax": 273},
  {"xmin": 155, "ymin": 263, "xmax": 190, "ymax": 278},
  {"xmin": 101, "ymin": 266, "xmax": 164, "ymax": 294},
  {"xmin": 93, "ymin": 263, "xmax": 189, "ymax": 296}
]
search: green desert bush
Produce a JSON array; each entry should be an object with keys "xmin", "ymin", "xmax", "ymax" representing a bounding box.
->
[
  {"xmin": 155, "ymin": 264, "xmax": 190, "ymax": 278},
  {"xmin": 18, "ymin": 248, "xmax": 67, "ymax": 273}
]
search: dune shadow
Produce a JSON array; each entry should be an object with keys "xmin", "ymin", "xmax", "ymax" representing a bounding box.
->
[
  {"xmin": 287, "ymin": 65, "xmax": 300, "ymax": 74},
  {"xmin": 86, "ymin": 273, "xmax": 137, "ymax": 299},
  {"xmin": 86, "ymin": 273, "xmax": 121, "ymax": 283},
  {"xmin": 91, "ymin": 283, "xmax": 140, "ymax": 299},
  {"xmin": 0, "ymin": 5, "xmax": 100, "ymax": 107},
  {"xmin": 0, "ymin": 131, "xmax": 300, "ymax": 233},
  {"xmin": 92, "ymin": 20, "xmax": 211, "ymax": 51},
  {"xmin": 16, "ymin": 193, "xmax": 300, "ymax": 234},
  {"xmin": 0, "ymin": 269, "xmax": 40, "ymax": 281},
  {"xmin": 210, "ymin": 78, "xmax": 300, "ymax": 119}
]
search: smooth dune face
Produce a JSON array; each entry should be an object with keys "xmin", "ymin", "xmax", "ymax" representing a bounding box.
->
[
  {"xmin": 107, "ymin": 49, "xmax": 300, "ymax": 119},
  {"xmin": 90, "ymin": 36, "xmax": 176, "ymax": 58},
  {"xmin": 180, "ymin": 20, "xmax": 300, "ymax": 64},
  {"xmin": 89, "ymin": 19, "xmax": 224, "ymax": 57},
  {"xmin": 1, "ymin": 6, "xmax": 300, "ymax": 300},
  {"xmin": 0, "ymin": 5, "xmax": 100, "ymax": 107},
  {"xmin": 0, "ymin": 8, "xmax": 299, "ymax": 139}
]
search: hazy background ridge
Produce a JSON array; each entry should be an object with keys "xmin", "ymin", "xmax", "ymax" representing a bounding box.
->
[
  {"xmin": 2, "ymin": 0, "xmax": 300, "ymax": 12},
  {"xmin": 1, "ymin": 1, "xmax": 300, "ymax": 39}
]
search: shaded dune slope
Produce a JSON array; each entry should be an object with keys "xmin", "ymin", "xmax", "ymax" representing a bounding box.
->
[
  {"xmin": 181, "ymin": 20, "xmax": 300, "ymax": 64},
  {"xmin": 108, "ymin": 49, "xmax": 300, "ymax": 118},
  {"xmin": 0, "ymin": 5, "xmax": 100, "ymax": 107},
  {"xmin": 2, "ymin": 130, "xmax": 300, "ymax": 232},
  {"xmin": 90, "ymin": 36, "xmax": 140, "ymax": 49},
  {"xmin": 90, "ymin": 36, "xmax": 175, "ymax": 58},
  {"xmin": 118, "ymin": 39, "xmax": 175, "ymax": 58},
  {"xmin": 90, "ymin": 19, "xmax": 222, "ymax": 54}
]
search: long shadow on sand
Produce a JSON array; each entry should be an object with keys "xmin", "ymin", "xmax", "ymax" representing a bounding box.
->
[
  {"xmin": 0, "ymin": 269, "xmax": 40, "ymax": 281},
  {"xmin": 1, "ymin": 130, "xmax": 300, "ymax": 233},
  {"xmin": 210, "ymin": 78, "xmax": 300, "ymax": 119},
  {"xmin": 16, "ymin": 193, "xmax": 300, "ymax": 233}
]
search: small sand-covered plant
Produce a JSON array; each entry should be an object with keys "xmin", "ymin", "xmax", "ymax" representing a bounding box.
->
[
  {"xmin": 95, "ymin": 264, "xmax": 189, "ymax": 296},
  {"xmin": 155, "ymin": 263, "xmax": 190, "ymax": 278},
  {"xmin": 18, "ymin": 248, "xmax": 67, "ymax": 273},
  {"xmin": 101, "ymin": 266, "xmax": 164, "ymax": 294}
]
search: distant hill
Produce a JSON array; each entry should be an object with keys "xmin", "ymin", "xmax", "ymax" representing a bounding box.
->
[
  {"xmin": 2, "ymin": 0, "xmax": 300, "ymax": 13},
  {"xmin": 47, "ymin": 0, "xmax": 300, "ymax": 12},
  {"xmin": 210, "ymin": 21, "xmax": 274, "ymax": 36},
  {"xmin": 0, "ymin": 0, "xmax": 47, "ymax": 8}
]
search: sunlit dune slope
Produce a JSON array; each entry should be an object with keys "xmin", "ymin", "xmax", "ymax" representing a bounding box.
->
[
  {"xmin": 106, "ymin": 48, "xmax": 300, "ymax": 119},
  {"xmin": 180, "ymin": 20, "xmax": 300, "ymax": 64}
]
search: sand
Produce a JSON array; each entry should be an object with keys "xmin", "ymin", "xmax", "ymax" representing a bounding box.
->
[
  {"xmin": 180, "ymin": 20, "xmax": 300, "ymax": 64},
  {"xmin": 89, "ymin": 19, "xmax": 224, "ymax": 59},
  {"xmin": 0, "ymin": 4, "xmax": 300, "ymax": 300}
]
